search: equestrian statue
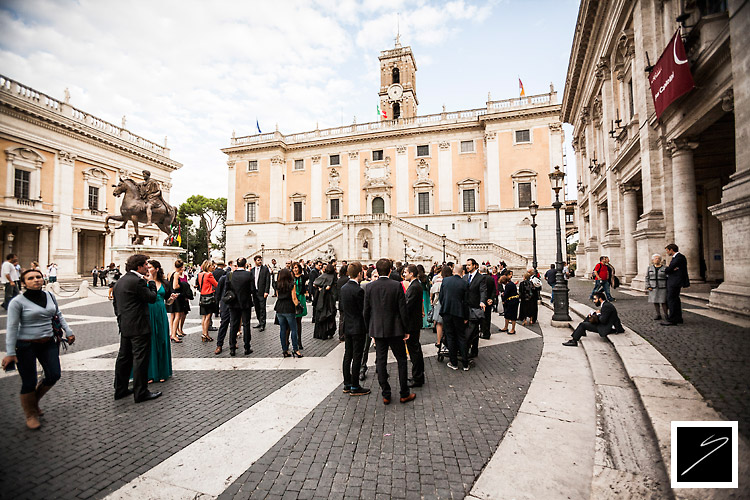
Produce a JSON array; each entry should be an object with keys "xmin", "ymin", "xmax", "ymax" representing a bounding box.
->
[{"xmin": 105, "ymin": 170, "xmax": 176, "ymax": 245}]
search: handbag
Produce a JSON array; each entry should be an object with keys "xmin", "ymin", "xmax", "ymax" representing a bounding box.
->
[
  {"xmin": 469, "ymin": 307, "xmax": 484, "ymax": 321},
  {"xmin": 49, "ymin": 293, "xmax": 68, "ymax": 351},
  {"xmin": 222, "ymin": 271, "xmax": 237, "ymax": 305},
  {"xmin": 295, "ymin": 303, "xmax": 304, "ymax": 315},
  {"xmin": 198, "ymin": 274, "xmax": 217, "ymax": 306}
]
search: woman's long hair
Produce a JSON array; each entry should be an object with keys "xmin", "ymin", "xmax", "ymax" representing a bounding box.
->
[
  {"xmin": 277, "ymin": 268, "xmax": 294, "ymax": 295},
  {"xmin": 148, "ymin": 259, "xmax": 169, "ymax": 287}
]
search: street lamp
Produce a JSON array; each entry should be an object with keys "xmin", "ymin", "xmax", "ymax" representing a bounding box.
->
[
  {"xmin": 441, "ymin": 234, "xmax": 446, "ymax": 264},
  {"xmin": 528, "ymin": 201, "xmax": 538, "ymax": 272},
  {"xmin": 403, "ymin": 238, "xmax": 408, "ymax": 264},
  {"xmin": 261, "ymin": 243, "xmax": 265, "ymax": 261},
  {"xmin": 548, "ymin": 165, "xmax": 571, "ymax": 322}
]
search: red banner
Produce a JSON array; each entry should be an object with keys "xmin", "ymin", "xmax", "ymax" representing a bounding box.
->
[{"xmin": 649, "ymin": 30, "xmax": 694, "ymax": 118}]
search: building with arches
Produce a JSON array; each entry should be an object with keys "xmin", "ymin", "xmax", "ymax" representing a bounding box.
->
[
  {"xmin": 223, "ymin": 42, "xmax": 565, "ymax": 268},
  {"xmin": 0, "ymin": 75, "xmax": 181, "ymax": 278}
]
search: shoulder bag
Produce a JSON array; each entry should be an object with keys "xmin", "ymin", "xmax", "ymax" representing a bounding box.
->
[
  {"xmin": 222, "ymin": 271, "xmax": 237, "ymax": 305},
  {"xmin": 199, "ymin": 274, "xmax": 217, "ymax": 307},
  {"xmin": 49, "ymin": 293, "xmax": 68, "ymax": 351}
]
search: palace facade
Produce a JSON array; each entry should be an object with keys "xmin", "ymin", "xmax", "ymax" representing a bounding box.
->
[
  {"xmin": 223, "ymin": 43, "xmax": 566, "ymax": 269},
  {"xmin": 0, "ymin": 75, "xmax": 181, "ymax": 278},
  {"xmin": 563, "ymin": 0, "xmax": 749, "ymax": 315}
]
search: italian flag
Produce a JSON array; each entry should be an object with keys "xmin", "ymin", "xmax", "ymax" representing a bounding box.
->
[{"xmin": 377, "ymin": 103, "xmax": 387, "ymax": 119}]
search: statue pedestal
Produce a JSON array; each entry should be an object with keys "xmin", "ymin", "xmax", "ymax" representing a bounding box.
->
[{"xmin": 111, "ymin": 245, "xmax": 184, "ymax": 274}]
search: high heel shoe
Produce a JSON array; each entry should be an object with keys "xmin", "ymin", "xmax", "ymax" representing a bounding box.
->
[
  {"xmin": 171, "ymin": 337, "xmax": 182, "ymax": 343},
  {"xmin": 282, "ymin": 351, "xmax": 291, "ymax": 358},
  {"xmin": 292, "ymin": 351, "xmax": 304, "ymax": 358},
  {"xmin": 201, "ymin": 335, "xmax": 210, "ymax": 342}
]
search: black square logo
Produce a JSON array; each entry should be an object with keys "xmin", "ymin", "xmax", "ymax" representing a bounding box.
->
[{"xmin": 672, "ymin": 421, "xmax": 738, "ymax": 488}]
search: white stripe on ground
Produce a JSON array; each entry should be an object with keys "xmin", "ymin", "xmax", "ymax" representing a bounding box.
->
[
  {"xmin": 105, "ymin": 319, "xmax": 537, "ymax": 499},
  {"xmin": 468, "ymin": 306, "xmax": 596, "ymax": 500}
]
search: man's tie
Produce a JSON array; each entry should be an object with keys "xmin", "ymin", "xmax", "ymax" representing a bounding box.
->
[{"xmin": 468, "ymin": 273, "xmax": 472, "ymax": 284}]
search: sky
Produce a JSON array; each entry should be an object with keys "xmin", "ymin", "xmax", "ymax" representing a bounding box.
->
[{"xmin": 0, "ymin": 0, "xmax": 580, "ymax": 205}]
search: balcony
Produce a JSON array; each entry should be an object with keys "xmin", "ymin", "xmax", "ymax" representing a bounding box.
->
[{"xmin": 12, "ymin": 197, "xmax": 40, "ymax": 208}]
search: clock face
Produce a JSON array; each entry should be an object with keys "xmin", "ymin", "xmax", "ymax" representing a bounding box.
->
[{"xmin": 388, "ymin": 84, "xmax": 404, "ymax": 101}]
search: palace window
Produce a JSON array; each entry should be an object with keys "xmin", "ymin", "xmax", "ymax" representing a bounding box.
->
[
  {"xmin": 329, "ymin": 154, "xmax": 340, "ymax": 166},
  {"xmin": 392, "ymin": 67, "xmax": 400, "ymax": 84},
  {"xmin": 515, "ymin": 129, "xmax": 531, "ymax": 144},
  {"xmin": 246, "ymin": 201, "xmax": 257, "ymax": 222},
  {"xmin": 247, "ymin": 160, "xmax": 258, "ymax": 172},
  {"xmin": 566, "ymin": 213, "xmax": 574, "ymax": 223},
  {"xmin": 393, "ymin": 103, "xmax": 401, "ymax": 119},
  {"xmin": 518, "ymin": 182, "xmax": 532, "ymax": 208},
  {"xmin": 372, "ymin": 150, "xmax": 384, "ymax": 161},
  {"xmin": 330, "ymin": 198, "xmax": 340, "ymax": 219},
  {"xmin": 418, "ymin": 192, "xmax": 430, "ymax": 215},
  {"xmin": 462, "ymin": 189, "xmax": 476, "ymax": 212},
  {"xmin": 416, "ymin": 144, "xmax": 430, "ymax": 157},
  {"xmin": 460, "ymin": 140, "xmax": 475, "ymax": 153},
  {"xmin": 372, "ymin": 196, "xmax": 385, "ymax": 214},
  {"xmin": 511, "ymin": 170, "xmax": 538, "ymax": 209},
  {"xmin": 14, "ymin": 168, "xmax": 30, "ymax": 199},
  {"xmin": 88, "ymin": 186, "xmax": 100, "ymax": 211},
  {"xmin": 294, "ymin": 159, "xmax": 304, "ymax": 171},
  {"xmin": 293, "ymin": 201, "xmax": 303, "ymax": 221}
]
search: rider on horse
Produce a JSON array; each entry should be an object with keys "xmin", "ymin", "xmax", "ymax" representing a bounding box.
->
[{"xmin": 138, "ymin": 170, "xmax": 167, "ymax": 225}]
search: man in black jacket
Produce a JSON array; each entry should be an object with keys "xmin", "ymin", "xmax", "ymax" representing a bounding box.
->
[
  {"xmin": 226, "ymin": 258, "xmax": 255, "ymax": 355},
  {"xmin": 364, "ymin": 259, "xmax": 415, "ymax": 405},
  {"xmin": 113, "ymin": 254, "xmax": 160, "ymax": 403},
  {"xmin": 439, "ymin": 266, "xmax": 470, "ymax": 370},
  {"xmin": 340, "ymin": 262, "xmax": 371, "ymax": 396},
  {"xmin": 403, "ymin": 264, "xmax": 425, "ymax": 387},
  {"xmin": 563, "ymin": 292, "xmax": 624, "ymax": 346},
  {"xmin": 464, "ymin": 258, "xmax": 487, "ymax": 360},
  {"xmin": 250, "ymin": 255, "xmax": 271, "ymax": 331},
  {"xmin": 479, "ymin": 266, "xmax": 496, "ymax": 339},
  {"xmin": 662, "ymin": 243, "xmax": 689, "ymax": 326},
  {"xmin": 213, "ymin": 262, "xmax": 236, "ymax": 355}
]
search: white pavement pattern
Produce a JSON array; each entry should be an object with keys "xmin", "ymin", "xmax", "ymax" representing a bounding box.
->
[{"xmin": 100, "ymin": 315, "xmax": 539, "ymax": 499}]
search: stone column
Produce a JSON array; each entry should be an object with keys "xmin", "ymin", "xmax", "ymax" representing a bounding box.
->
[
  {"xmin": 621, "ymin": 185, "xmax": 639, "ymax": 281},
  {"xmin": 37, "ymin": 225, "xmax": 50, "ymax": 270},
  {"xmin": 104, "ymin": 231, "xmax": 112, "ymax": 265},
  {"xmin": 669, "ymin": 139, "xmax": 702, "ymax": 281},
  {"xmin": 72, "ymin": 228, "xmax": 81, "ymax": 275},
  {"xmin": 598, "ymin": 203, "xmax": 608, "ymax": 242}
]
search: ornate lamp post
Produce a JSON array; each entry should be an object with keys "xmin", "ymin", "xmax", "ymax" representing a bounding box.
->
[
  {"xmin": 261, "ymin": 243, "xmax": 265, "ymax": 261},
  {"xmin": 441, "ymin": 234, "xmax": 447, "ymax": 264},
  {"xmin": 528, "ymin": 201, "xmax": 538, "ymax": 272},
  {"xmin": 549, "ymin": 165, "xmax": 571, "ymax": 322},
  {"xmin": 403, "ymin": 238, "xmax": 408, "ymax": 264}
]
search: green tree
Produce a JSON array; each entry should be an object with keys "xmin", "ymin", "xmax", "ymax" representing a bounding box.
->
[{"xmin": 173, "ymin": 196, "xmax": 226, "ymax": 264}]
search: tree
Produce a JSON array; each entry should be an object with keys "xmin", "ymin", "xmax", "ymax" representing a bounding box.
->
[{"xmin": 177, "ymin": 196, "xmax": 226, "ymax": 264}]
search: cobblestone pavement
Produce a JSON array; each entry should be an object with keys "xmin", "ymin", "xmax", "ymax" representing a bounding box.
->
[
  {"xmin": 1, "ymin": 294, "xmax": 541, "ymax": 500},
  {"xmin": 564, "ymin": 277, "xmax": 750, "ymax": 441}
]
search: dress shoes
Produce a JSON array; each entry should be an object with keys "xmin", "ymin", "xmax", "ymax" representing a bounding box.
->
[
  {"xmin": 214, "ymin": 346, "xmax": 222, "ymax": 355},
  {"xmin": 135, "ymin": 391, "xmax": 162, "ymax": 403},
  {"xmin": 253, "ymin": 324, "xmax": 262, "ymax": 329},
  {"xmin": 244, "ymin": 347, "xmax": 253, "ymax": 355},
  {"xmin": 399, "ymin": 393, "xmax": 416, "ymax": 404},
  {"xmin": 230, "ymin": 347, "xmax": 236, "ymax": 356},
  {"xmin": 114, "ymin": 389, "xmax": 134, "ymax": 400},
  {"xmin": 660, "ymin": 321, "xmax": 677, "ymax": 326},
  {"xmin": 408, "ymin": 379, "xmax": 424, "ymax": 388},
  {"xmin": 383, "ymin": 397, "xmax": 391, "ymax": 405},
  {"xmin": 259, "ymin": 327, "xmax": 265, "ymax": 332},
  {"xmin": 562, "ymin": 340, "xmax": 578, "ymax": 347},
  {"xmin": 349, "ymin": 387, "xmax": 371, "ymax": 396},
  {"xmin": 359, "ymin": 369, "xmax": 367, "ymax": 381}
]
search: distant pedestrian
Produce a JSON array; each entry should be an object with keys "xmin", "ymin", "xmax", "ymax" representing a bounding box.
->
[
  {"xmin": 47, "ymin": 263, "xmax": 58, "ymax": 283},
  {"xmin": 91, "ymin": 267, "xmax": 99, "ymax": 287},
  {"xmin": 2, "ymin": 269, "xmax": 75, "ymax": 429},
  {"xmin": 545, "ymin": 264, "xmax": 556, "ymax": 304},
  {"xmin": 113, "ymin": 254, "xmax": 160, "ymax": 403},
  {"xmin": 646, "ymin": 254, "xmax": 668, "ymax": 320},
  {"xmin": 340, "ymin": 262, "xmax": 370, "ymax": 396},
  {"xmin": 589, "ymin": 256, "xmax": 613, "ymax": 301},
  {"xmin": 563, "ymin": 291, "xmax": 624, "ymax": 346},
  {"xmin": 2, "ymin": 254, "xmax": 20, "ymax": 309},
  {"xmin": 499, "ymin": 275, "xmax": 519, "ymax": 334},
  {"xmin": 364, "ymin": 259, "xmax": 414, "ymax": 404},
  {"xmin": 662, "ymin": 243, "xmax": 689, "ymax": 326},
  {"xmin": 99, "ymin": 266, "xmax": 108, "ymax": 287}
]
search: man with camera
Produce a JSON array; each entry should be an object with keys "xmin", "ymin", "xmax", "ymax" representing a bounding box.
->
[{"xmin": 562, "ymin": 291, "xmax": 624, "ymax": 347}]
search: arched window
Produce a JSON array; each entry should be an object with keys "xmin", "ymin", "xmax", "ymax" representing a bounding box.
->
[
  {"xmin": 372, "ymin": 196, "xmax": 385, "ymax": 214},
  {"xmin": 392, "ymin": 103, "xmax": 401, "ymax": 119},
  {"xmin": 392, "ymin": 67, "xmax": 400, "ymax": 84}
]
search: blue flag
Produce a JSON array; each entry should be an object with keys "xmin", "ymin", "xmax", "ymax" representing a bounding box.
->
[{"xmin": 256, "ymin": 119, "xmax": 262, "ymax": 134}]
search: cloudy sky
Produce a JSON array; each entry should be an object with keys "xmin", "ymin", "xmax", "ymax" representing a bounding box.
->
[{"xmin": 0, "ymin": 0, "xmax": 580, "ymax": 204}]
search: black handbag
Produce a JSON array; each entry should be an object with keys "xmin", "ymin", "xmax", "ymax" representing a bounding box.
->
[
  {"xmin": 469, "ymin": 307, "xmax": 484, "ymax": 321},
  {"xmin": 295, "ymin": 303, "xmax": 304, "ymax": 315},
  {"xmin": 198, "ymin": 274, "xmax": 216, "ymax": 306},
  {"xmin": 222, "ymin": 271, "xmax": 237, "ymax": 305}
]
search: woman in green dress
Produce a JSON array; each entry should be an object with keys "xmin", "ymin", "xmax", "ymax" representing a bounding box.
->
[
  {"xmin": 146, "ymin": 260, "xmax": 178, "ymax": 383},
  {"xmin": 417, "ymin": 265, "xmax": 432, "ymax": 329},
  {"xmin": 292, "ymin": 262, "xmax": 307, "ymax": 350}
]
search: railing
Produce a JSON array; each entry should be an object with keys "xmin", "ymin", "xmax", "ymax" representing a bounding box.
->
[
  {"xmin": 391, "ymin": 217, "xmax": 462, "ymax": 254},
  {"xmin": 0, "ymin": 74, "xmax": 170, "ymax": 158},
  {"xmin": 342, "ymin": 213, "xmax": 391, "ymax": 223},
  {"xmin": 289, "ymin": 223, "xmax": 341, "ymax": 256},
  {"xmin": 14, "ymin": 197, "xmax": 40, "ymax": 207},
  {"xmin": 463, "ymin": 243, "xmax": 529, "ymax": 267},
  {"xmin": 231, "ymin": 92, "xmax": 558, "ymax": 147}
]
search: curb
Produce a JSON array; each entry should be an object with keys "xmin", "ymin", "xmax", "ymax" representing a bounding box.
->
[{"xmin": 544, "ymin": 292, "xmax": 749, "ymax": 498}]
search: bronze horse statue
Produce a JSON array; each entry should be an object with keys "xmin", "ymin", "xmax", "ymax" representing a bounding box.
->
[{"xmin": 105, "ymin": 178, "xmax": 176, "ymax": 245}]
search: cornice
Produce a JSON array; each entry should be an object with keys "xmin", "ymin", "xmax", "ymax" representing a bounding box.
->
[{"xmin": 0, "ymin": 98, "xmax": 182, "ymax": 170}]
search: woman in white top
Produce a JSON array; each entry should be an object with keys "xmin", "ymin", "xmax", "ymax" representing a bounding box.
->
[
  {"xmin": 1, "ymin": 269, "xmax": 75, "ymax": 429},
  {"xmin": 430, "ymin": 265, "xmax": 452, "ymax": 348}
]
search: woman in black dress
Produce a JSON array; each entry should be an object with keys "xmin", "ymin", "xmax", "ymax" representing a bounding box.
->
[
  {"xmin": 518, "ymin": 271, "xmax": 538, "ymax": 326},
  {"xmin": 312, "ymin": 263, "xmax": 337, "ymax": 339},
  {"xmin": 500, "ymin": 275, "xmax": 519, "ymax": 334}
]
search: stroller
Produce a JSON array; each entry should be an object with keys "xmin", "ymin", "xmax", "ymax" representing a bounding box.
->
[{"xmin": 436, "ymin": 321, "xmax": 480, "ymax": 364}]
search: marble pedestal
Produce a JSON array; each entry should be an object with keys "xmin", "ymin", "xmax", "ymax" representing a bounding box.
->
[{"xmin": 111, "ymin": 245, "xmax": 184, "ymax": 275}]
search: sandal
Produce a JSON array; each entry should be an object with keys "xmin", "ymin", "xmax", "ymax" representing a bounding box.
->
[
  {"xmin": 171, "ymin": 337, "xmax": 183, "ymax": 343},
  {"xmin": 499, "ymin": 328, "xmax": 508, "ymax": 332},
  {"xmin": 201, "ymin": 335, "xmax": 210, "ymax": 342}
]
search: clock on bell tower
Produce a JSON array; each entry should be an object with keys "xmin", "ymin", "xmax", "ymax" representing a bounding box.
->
[{"xmin": 378, "ymin": 40, "xmax": 418, "ymax": 121}]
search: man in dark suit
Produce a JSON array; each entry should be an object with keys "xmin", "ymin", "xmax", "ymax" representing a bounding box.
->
[
  {"xmin": 389, "ymin": 261, "xmax": 403, "ymax": 281},
  {"xmin": 480, "ymin": 265, "xmax": 496, "ymax": 339},
  {"xmin": 403, "ymin": 264, "xmax": 425, "ymax": 387},
  {"xmin": 213, "ymin": 262, "xmax": 236, "ymax": 355},
  {"xmin": 308, "ymin": 261, "xmax": 322, "ymax": 321},
  {"xmin": 250, "ymin": 255, "xmax": 271, "ymax": 331},
  {"xmin": 226, "ymin": 257, "xmax": 255, "ymax": 356},
  {"xmin": 464, "ymin": 258, "xmax": 487, "ymax": 360},
  {"xmin": 439, "ymin": 265, "xmax": 470, "ymax": 370},
  {"xmin": 662, "ymin": 243, "xmax": 689, "ymax": 326},
  {"xmin": 563, "ymin": 291, "xmax": 625, "ymax": 346},
  {"xmin": 340, "ymin": 262, "xmax": 371, "ymax": 396},
  {"xmin": 364, "ymin": 258, "xmax": 415, "ymax": 405},
  {"xmin": 113, "ymin": 254, "xmax": 160, "ymax": 403}
]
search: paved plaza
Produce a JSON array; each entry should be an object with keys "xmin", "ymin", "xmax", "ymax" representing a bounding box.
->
[{"xmin": 1, "ymin": 283, "xmax": 748, "ymax": 499}]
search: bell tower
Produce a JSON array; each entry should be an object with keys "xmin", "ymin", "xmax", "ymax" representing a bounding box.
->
[{"xmin": 378, "ymin": 36, "xmax": 418, "ymax": 121}]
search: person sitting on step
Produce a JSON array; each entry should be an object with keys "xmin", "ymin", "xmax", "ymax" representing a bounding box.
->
[{"xmin": 563, "ymin": 291, "xmax": 624, "ymax": 347}]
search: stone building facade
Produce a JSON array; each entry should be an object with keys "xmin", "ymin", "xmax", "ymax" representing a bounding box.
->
[
  {"xmin": 563, "ymin": 0, "xmax": 749, "ymax": 316},
  {"xmin": 0, "ymin": 75, "xmax": 181, "ymax": 278},
  {"xmin": 224, "ymin": 43, "xmax": 566, "ymax": 269}
]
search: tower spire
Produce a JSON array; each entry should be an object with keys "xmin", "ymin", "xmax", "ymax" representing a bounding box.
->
[{"xmin": 395, "ymin": 12, "xmax": 401, "ymax": 47}]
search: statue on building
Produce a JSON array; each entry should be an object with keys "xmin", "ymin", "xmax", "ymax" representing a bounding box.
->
[
  {"xmin": 105, "ymin": 170, "xmax": 176, "ymax": 245},
  {"xmin": 405, "ymin": 243, "xmax": 431, "ymax": 262}
]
